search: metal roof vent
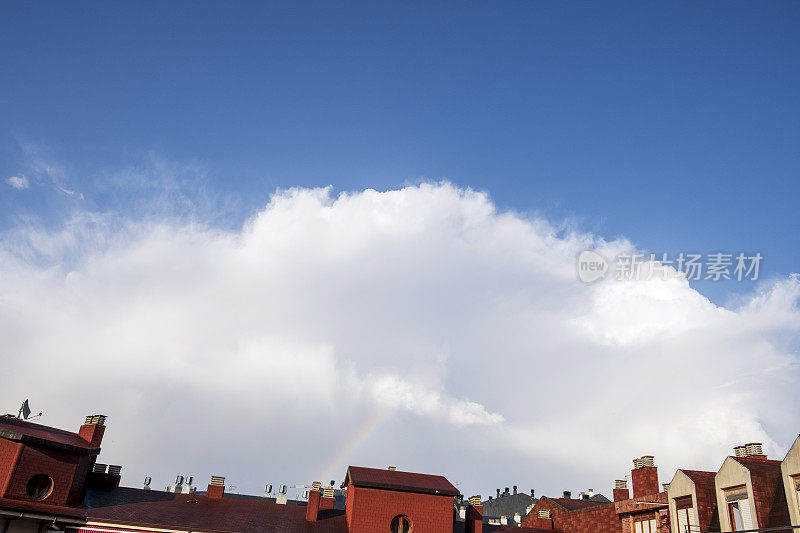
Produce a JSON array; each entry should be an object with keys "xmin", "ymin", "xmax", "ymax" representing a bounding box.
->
[
  {"xmin": 745, "ymin": 443, "xmax": 763, "ymax": 456},
  {"xmin": 641, "ymin": 455, "xmax": 655, "ymax": 467},
  {"xmin": 143, "ymin": 476, "xmax": 151, "ymax": 490},
  {"xmin": 312, "ymin": 481, "xmax": 322, "ymax": 491},
  {"xmin": 108, "ymin": 465, "xmax": 122, "ymax": 475},
  {"xmin": 469, "ymin": 495, "xmax": 481, "ymax": 506},
  {"xmin": 323, "ymin": 486, "xmax": 334, "ymax": 498},
  {"xmin": 84, "ymin": 415, "xmax": 107, "ymax": 426},
  {"xmin": 615, "ymin": 479, "xmax": 628, "ymax": 489},
  {"xmin": 93, "ymin": 463, "xmax": 108, "ymax": 474},
  {"xmin": 562, "ymin": 490, "xmax": 571, "ymax": 499},
  {"xmin": 633, "ymin": 458, "xmax": 644, "ymax": 469},
  {"xmin": 663, "ymin": 483, "xmax": 670, "ymax": 491},
  {"xmin": 734, "ymin": 445, "xmax": 747, "ymax": 457},
  {"xmin": 210, "ymin": 476, "xmax": 225, "ymax": 487},
  {"xmin": 388, "ymin": 466, "xmax": 397, "ymax": 471}
]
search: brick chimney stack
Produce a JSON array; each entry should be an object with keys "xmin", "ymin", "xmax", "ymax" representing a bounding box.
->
[
  {"xmin": 613, "ymin": 479, "xmax": 629, "ymax": 502},
  {"xmin": 320, "ymin": 485, "xmax": 335, "ymax": 511},
  {"xmin": 631, "ymin": 456, "xmax": 659, "ymax": 498},
  {"xmin": 206, "ymin": 476, "xmax": 225, "ymax": 499},
  {"xmin": 466, "ymin": 495, "xmax": 483, "ymax": 533},
  {"xmin": 79, "ymin": 414, "xmax": 107, "ymax": 446},
  {"xmin": 306, "ymin": 482, "xmax": 322, "ymax": 522}
]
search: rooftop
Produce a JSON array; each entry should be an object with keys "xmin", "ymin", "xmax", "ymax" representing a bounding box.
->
[
  {"xmin": 0, "ymin": 414, "xmax": 100, "ymax": 454},
  {"xmin": 344, "ymin": 466, "xmax": 459, "ymax": 497}
]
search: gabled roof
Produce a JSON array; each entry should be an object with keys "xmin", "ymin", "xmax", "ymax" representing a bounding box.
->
[
  {"xmin": 85, "ymin": 486, "xmax": 348, "ymax": 532},
  {"xmin": 732, "ymin": 455, "xmax": 783, "ymax": 475},
  {"xmin": 345, "ymin": 466, "xmax": 459, "ymax": 496},
  {"xmin": 680, "ymin": 469, "xmax": 717, "ymax": 490},
  {"xmin": 0, "ymin": 415, "xmax": 99, "ymax": 455}
]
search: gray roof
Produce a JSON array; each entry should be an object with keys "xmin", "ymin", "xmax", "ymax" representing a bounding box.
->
[{"xmin": 480, "ymin": 492, "xmax": 536, "ymax": 520}]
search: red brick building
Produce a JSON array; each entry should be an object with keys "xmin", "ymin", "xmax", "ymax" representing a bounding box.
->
[{"xmin": 1, "ymin": 413, "xmax": 798, "ymax": 533}]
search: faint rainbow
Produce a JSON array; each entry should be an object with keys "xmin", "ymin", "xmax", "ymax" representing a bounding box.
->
[{"xmin": 321, "ymin": 406, "xmax": 394, "ymax": 484}]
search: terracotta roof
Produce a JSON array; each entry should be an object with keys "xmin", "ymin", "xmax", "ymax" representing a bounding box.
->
[
  {"xmin": 732, "ymin": 455, "xmax": 782, "ymax": 475},
  {"xmin": 0, "ymin": 496, "xmax": 86, "ymax": 518},
  {"xmin": 345, "ymin": 466, "xmax": 459, "ymax": 496},
  {"xmin": 0, "ymin": 415, "xmax": 99, "ymax": 455},
  {"xmin": 680, "ymin": 469, "xmax": 717, "ymax": 488},
  {"xmin": 85, "ymin": 487, "xmax": 348, "ymax": 532}
]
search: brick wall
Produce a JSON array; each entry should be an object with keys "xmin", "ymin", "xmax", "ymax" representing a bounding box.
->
[
  {"xmin": 693, "ymin": 482, "xmax": 720, "ymax": 532},
  {"xmin": 3, "ymin": 444, "xmax": 81, "ymax": 506},
  {"xmin": 345, "ymin": 485, "xmax": 454, "ymax": 533},
  {"xmin": 632, "ymin": 467, "xmax": 659, "ymax": 498},
  {"xmin": 0, "ymin": 439, "xmax": 22, "ymax": 497},
  {"xmin": 749, "ymin": 464, "xmax": 791, "ymax": 528}
]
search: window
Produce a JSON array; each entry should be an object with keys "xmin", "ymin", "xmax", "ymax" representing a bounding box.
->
[
  {"xmin": 633, "ymin": 514, "xmax": 657, "ymax": 533},
  {"xmin": 674, "ymin": 496, "xmax": 698, "ymax": 533},
  {"xmin": 25, "ymin": 474, "xmax": 53, "ymax": 501},
  {"xmin": 725, "ymin": 486, "xmax": 753, "ymax": 531},
  {"xmin": 390, "ymin": 515, "xmax": 412, "ymax": 533}
]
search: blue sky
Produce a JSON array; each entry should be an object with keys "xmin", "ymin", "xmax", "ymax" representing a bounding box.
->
[
  {"xmin": 2, "ymin": 2, "xmax": 798, "ymax": 304},
  {"xmin": 1, "ymin": 2, "xmax": 800, "ymax": 495}
]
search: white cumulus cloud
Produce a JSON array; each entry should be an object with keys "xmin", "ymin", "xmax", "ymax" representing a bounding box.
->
[{"xmin": 0, "ymin": 182, "xmax": 797, "ymax": 498}]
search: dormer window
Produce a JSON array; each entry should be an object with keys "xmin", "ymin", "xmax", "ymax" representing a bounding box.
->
[
  {"xmin": 390, "ymin": 514, "xmax": 412, "ymax": 533},
  {"xmin": 25, "ymin": 474, "xmax": 53, "ymax": 501},
  {"xmin": 725, "ymin": 486, "xmax": 753, "ymax": 531}
]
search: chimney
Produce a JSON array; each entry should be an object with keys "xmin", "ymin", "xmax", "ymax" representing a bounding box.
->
[
  {"xmin": 745, "ymin": 442, "xmax": 764, "ymax": 457},
  {"xmin": 513, "ymin": 485, "xmax": 517, "ymax": 495},
  {"xmin": 496, "ymin": 488, "xmax": 500, "ymax": 499},
  {"xmin": 613, "ymin": 479, "xmax": 629, "ymax": 502},
  {"xmin": 631, "ymin": 456, "xmax": 659, "ymax": 498},
  {"xmin": 320, "ymin": 486, "xmax": 335, "ymax": 511},
  {"xmin": 79, "ymin": 415, "xmax": 107, "ymax": 446},
  {"xmin": 562, "ymin": 490, "xmax": 571, "ymax": 499},
  {"xmin": 466, "ymin": 495, "xmax": 482, "ymax": 533},
  {"xmin": 207, "ymin": 475, "xmax": 225, "ymax": 499},
  {"xmin": 306, "ymin": 482, "xmax": 321, "ymax": 522}
]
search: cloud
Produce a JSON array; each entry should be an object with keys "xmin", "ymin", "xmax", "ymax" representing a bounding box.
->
[
  {"xmin": 6, "ymin": 175, "xmax": 29, "ymax": 189},
  {"xmin": 0, "ymin": 182, "xmax": 797, "ymax": 498}
]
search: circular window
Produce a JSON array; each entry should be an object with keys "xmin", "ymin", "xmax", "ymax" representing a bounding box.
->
[
  {"xmin": 26, "ymin": 474, "xmax": 54, "ymax": 501},
  {"xmin": 390, "ymin": 515, "xmax": 412, "ymax": 533}
]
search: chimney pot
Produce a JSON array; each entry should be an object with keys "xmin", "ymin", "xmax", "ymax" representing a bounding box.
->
[
  {"xmin": 745, "ymin": 443, "xmax": 763, "ymax": 456},
  {"xmin": 530, "ymin": 489, "xmax": 535, "ymax": 498}
]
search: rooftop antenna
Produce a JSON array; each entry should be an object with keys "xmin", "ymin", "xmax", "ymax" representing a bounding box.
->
[{"xmin": 17, "ymin": 400, "xmax": 42, "ymax": 421}]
